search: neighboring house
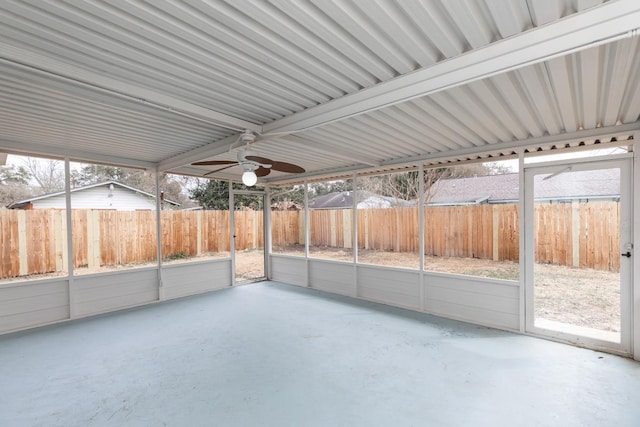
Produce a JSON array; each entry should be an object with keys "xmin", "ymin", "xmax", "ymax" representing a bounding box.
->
[
  {"xmin": 425, "ymin": 170, "xmax": 620, "ymax": 206},
  {"xmin": 309, "ymin": 190, "xmax": 411, "ymax": 209},
  {"xmin": 7, "ymin": 181, "xmax": 179, "ymax": 210}
]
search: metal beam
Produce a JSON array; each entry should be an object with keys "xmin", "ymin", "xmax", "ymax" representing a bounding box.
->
[
  {"xmin": 263, "ymin": 1, "xmax": 640, "ymax": 135},
  {"xmin": 0, "ymin": 44, "xmax": 261, "ymax": 134},
  {"xmin": 158, "ymin": 133, "xmax": 241, "ymax": 171},
  {"xmin": 0, "ymin": 139, "xmax": 156, "ymax": 170},
  {"xmin": 264, "ymin": 122, "xmax": 640, "ymax": 184}
]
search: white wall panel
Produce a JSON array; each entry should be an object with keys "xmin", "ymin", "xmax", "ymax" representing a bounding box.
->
[
  {"xmin": 162, "ymin": 260, "xmax": 231, "ymax": 299},
  {"xmin": 271, "ymin": 255, "xmax": 307, "ymax": 287},
  {"xmin": 423, "ymin": 273, "xmax": 520, "ymax": 330},
  {"xmin": 357, "ymin": 266, "xmax": 420, "ymax": 310},
  {"xmin": 74, "ymin": 268, "xmax": 158, "ymax": 317},
  {"xmin": 275, "ymin": 257, "xmax": 520, "ymax": 332},
  {"xmin": 0, "ymin": 279, "xmax": 69, "ymax": 333},
  {"xmin": 309, "ymin": 260, "xmax": 354, "ymax": 296}
]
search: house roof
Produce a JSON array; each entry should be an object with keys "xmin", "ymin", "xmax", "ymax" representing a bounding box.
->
[
  {"xmin": 7, "ymin": 180, "xmax": 180, "ymax": 209},
  {"xmin": 309, "ymin": 191, "xmax": 410, "ymax": 209},
  {"xmin": 309, "ymin": 192, "xmax": 355, "ymax": 209},
  {"xmin": 427, "ymin": 169, "xmax": 620, "ymax": 205},
  {"xmin": 0, "ymin": 1, "xmax": 638, "ymax": 184}
]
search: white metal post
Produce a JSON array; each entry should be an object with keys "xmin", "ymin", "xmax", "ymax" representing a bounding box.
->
[
  {"xmin": 64, "ymin": 156, "xmax": 75, "ymax": 318},
  {"xmin": 518, "ymin": 150, "xmax": 526, "ymax": 333},
  {"xmin": 352, "ymin": 172, "xmax": 358, "ymax": 297},
  {"xmin": 229, "ymin": 181, "xmax": 235, "ymax": 285},
  {"xmin": 419, "ymin": 164, "xmax": 425, "ymax": 312},
  {"xmin": 632, "ymin": 135, "xmax": 639, "ymax": 361},
  {"xmin": 264, "ymin": 185, "xmax": 271, "ymax": 280},
  {"xmin": 155, "ymin": 170, "xmax": 164, "ymax": 300},
  {"xmin": 304, "ymin": 180, "xmax": 310, "ymax": 287}
]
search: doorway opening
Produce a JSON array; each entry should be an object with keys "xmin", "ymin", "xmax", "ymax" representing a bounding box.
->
[
  {"xmin": 524, "ymin": 158, "xmax": 632, "ymax": 354},
  {"xmin": 232, "ymin": 191, "xmax": 266, "ymax": 284}
]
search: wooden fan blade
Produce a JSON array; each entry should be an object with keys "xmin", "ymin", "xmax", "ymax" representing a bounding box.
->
[
  {"xmin": 270, "ymin": 161, "xmax": 305, "ymax": 173},
  {"xmin": 192, "ymin": 160, "xmax": 237, "ymax": 166},
  {"xmin": 203, "ymin": 164, "xmax": 238, "ymax": 176},
  {"xmin": 255, "ymin": 166, "xmax": 271, "ymax": 177},
  {"xmin": 244, "ymin": 155, "xmax": 273, "ymax": 165}
]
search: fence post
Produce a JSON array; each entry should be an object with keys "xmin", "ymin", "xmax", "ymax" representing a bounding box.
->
[
  {"xmin": 87, "ymin": 210, "xmax": 101, "ymax": 269},
  {"xmin": 53, "ymin": 210, "xmax": 65, "ymax": 271},
  {"xmin": 330, "ymin": 211, "xmax": 337, "ymax": 247},
  {"xmin": 395, "ymin": 209, "xmax": 401, "ymax": 252},
  {"xmin": 298, "ymin": 210, "xmax": 305, "ymax": 245},
  {"xmin": 571, "ymin": 200, "xmax": 580, "ymax": 267},
  {"xmin": 17, "ymin": 210, "xmax": 28, "ymax": 276},
  {"xmin": 492, "ymin": 205, "xmax": 499, "ymax": 261},
  {"xmin": 343, "ymin": 209, "xmax": 351, "ymax": 249},
  {"xmin": 196, "ymin": 211, "xmax": 202, "ymax": 256},
  {"xmin": 363, "ymin": 209, "xmax": 369, "ymax": 249}
]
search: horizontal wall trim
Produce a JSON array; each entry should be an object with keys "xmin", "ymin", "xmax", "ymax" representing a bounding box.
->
[
  {"xmin": 73, "ymin": 266, "xmax": 159, "ymax": 281},
  {"xmin": 162, "ymin": 258, "xmax": 231, "ymax": 269},
  {"xmin": 0, "ymin": 277, "xmax": 69, "ymax": 290},
  {"xmin": 423, "ymin": 271, "xmax": 520, "ymax": 287}
]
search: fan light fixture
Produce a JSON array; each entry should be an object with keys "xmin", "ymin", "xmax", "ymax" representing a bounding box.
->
[
  {"xmin": 242, "ymin": 170, "xmax": 258, "ymax": 186},
  {"xmin": 191, "ymin": 130, "xmax": 305, "ymax": 184}
]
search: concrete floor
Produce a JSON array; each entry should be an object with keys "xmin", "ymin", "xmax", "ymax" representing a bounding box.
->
[{"xmin": 1, "ymin": 281, "xmax": 639, "ymax": 427}]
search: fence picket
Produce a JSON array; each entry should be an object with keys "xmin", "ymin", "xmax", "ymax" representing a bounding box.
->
[{"xmin": 0, "ymin": 202, "xmax": 622, "ymax": 279}]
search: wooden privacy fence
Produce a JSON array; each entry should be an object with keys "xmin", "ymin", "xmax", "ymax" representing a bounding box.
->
[
  {"xmin": 0, "ymin": 202, "xmax": 620, "ymax": 279},
  {"xmin": 279, "ymin": 202, "xmax": 619, "ymax": 272},
  {"xmin": 0, "ymin": 210, "xmax": 257, "ymax": 279}
]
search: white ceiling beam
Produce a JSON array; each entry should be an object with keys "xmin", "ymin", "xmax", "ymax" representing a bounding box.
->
[
  {"xmin": 0, "ymin": 44, "xmax": 261, "ymax": 134},
  {"xmin": 264, "ymin": 122, "xmax": 640, "ymax": 184},
  {"xmin": 158, "ymin": 133, "xmax": 241, "ymax": 171},
  {"xmin": 0, "ymin": 139, "xmax": 156, "ymax": 170},
  {"xmin": 262, "ymin": 0, "xmax": 640, "ymax": 135},
  {"xmin": 378, "ymin": 122, "xmax": 640, "ymax": 168}
]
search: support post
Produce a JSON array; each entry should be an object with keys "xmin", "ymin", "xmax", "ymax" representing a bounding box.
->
[
  {"xmin": 264, "ymin": 185, "xmax": 271, "ymax": 280},
  {"xmin": 352, "ymin": 173, "xmax": 358, "ymax": 297},
  {"xmin": 632, "ymin": 135, "xmax": 639, "ymax": 361},
  {"xmin": 304, "ymin": 180, "xmax": 310, "ymax": 287},
  {"xmin": 64, "ymin": 157, "xmax": 75, "ymax": 318},
  {"xmin": 419, "ymin": 164, "xmax": 425, "ymax": 312},
  {"xmin": 518, "ymin": 150, "xmax": 526, "ymax": 333},
  {"xmin": 155, "ymin": 170, "xmax": 163, "ymax": 300},
  {"xmin": 229, "ymin": 181, "xmax": 235, "ymax": 285}
]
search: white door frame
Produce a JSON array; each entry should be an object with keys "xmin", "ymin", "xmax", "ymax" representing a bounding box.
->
[
  {"xmin": 230, "ymin": 188, "xmax": 267, "ymax": 284},
  {"xmin": 524, "ymin": 155, "xmax": 633, "ymax": 355}
]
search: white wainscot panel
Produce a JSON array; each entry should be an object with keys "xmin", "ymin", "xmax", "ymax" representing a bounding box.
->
[
  {"xmin": 423, "ymin": 273, "xmax": 520, "ymax": 331},
  {"xmin": 309, "ymin": 260, "xmax": 354, "ymax": 296},
  {"xmin": 162, "ymin": 260, "xmax": 231, "ymax": 299},
  {"xmin": 0, "ymin": 279, "xmax": 69, "ymax": 334},
  {"xmin": 357, "ymin": 266, "xmax": 420, "ymax": 310},
  {"xmin": 74, "ymin": 268, "xmax": 158, "ymax": 317},
  {"xmin": 270, "ymin": 255, "xmax": 306, "ymax": 287}
]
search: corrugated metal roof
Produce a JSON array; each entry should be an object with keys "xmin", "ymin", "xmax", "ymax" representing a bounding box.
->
[
  {"xmin": 426, "ymin": 169, "xmax": 620, "ymax": 205},
  {"xmin": 0, "ymin": 0, "xmax": 638, "ymax": 183}
]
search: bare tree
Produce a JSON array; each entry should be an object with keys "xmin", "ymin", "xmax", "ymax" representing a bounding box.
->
[
  {"xmin": 22, "ymin": 157, "xmax": 64, "ymax": 194},
  {"xmin": 0, "ymin": 164, "xmax": 33, "ymax": 207},
  {"xmin": 357, "ymin": 163, "xmax": 503, "ymax": 204}
]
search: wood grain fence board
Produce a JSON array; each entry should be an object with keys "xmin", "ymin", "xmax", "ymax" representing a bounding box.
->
[
  {"xmin": 0, "ymin": 211, "xmax": 19, "ymax": 277},
  {"xmin": 0, "ymin": 202, "xmax": 622, "ymax": 280}
]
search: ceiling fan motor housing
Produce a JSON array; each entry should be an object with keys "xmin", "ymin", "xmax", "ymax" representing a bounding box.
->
[{"xmin": 237, "ymin": 149, "xmax": 258, "ymax": 163}]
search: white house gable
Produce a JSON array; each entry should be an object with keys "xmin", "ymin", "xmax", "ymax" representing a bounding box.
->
[{"xmin": 9, "ymin": 181, "xmax": 177, "ymax": 211}]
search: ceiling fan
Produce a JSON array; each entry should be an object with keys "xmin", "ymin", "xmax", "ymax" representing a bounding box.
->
[{"xmin": 191, "ymin": 131, "xmax": 305, "ymax": 186}]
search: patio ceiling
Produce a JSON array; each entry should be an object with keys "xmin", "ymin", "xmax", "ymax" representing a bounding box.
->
[{"xmin": 0, "ymin": 0, "xmax": 639, "ymax": 184}]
